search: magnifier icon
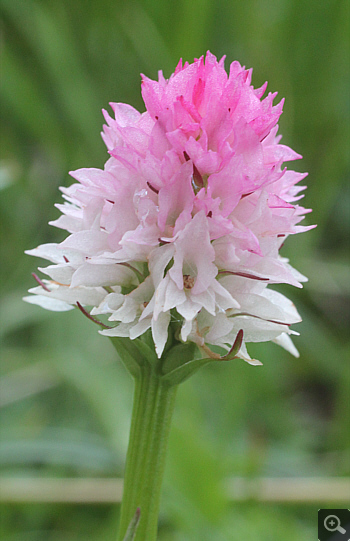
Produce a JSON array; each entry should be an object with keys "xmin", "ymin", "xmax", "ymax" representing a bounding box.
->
[{"xmin": 324, "ymin": 515, "xmax": 346, "ymax": 534}]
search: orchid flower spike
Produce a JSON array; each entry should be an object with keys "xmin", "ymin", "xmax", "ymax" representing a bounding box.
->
[{"xmin": 25, "ymin": 52, "xmax": 315, "ymax": 364}]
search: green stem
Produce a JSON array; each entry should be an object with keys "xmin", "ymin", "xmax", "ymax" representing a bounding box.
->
[{"xmin": 117, "ymin": 363, "xmax": 177, "ymax": 541}]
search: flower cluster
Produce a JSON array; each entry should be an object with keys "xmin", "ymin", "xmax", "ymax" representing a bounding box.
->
[{"xmin": 25, "ymin": 52, "xmax": 314, "ymax": 363}]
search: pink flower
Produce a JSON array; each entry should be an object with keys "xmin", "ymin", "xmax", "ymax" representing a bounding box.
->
[{"xmin": 25, "ymin": 52, "xmax": 315, "ymax": 363}]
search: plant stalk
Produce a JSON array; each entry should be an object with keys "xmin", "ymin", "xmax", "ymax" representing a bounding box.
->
[{"xmin": 117, "ymin": 363, "xmax": 177, "ymax": 541}]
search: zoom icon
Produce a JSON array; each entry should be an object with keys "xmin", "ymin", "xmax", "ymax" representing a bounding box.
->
[{"xmin": 319, "ymin": 509, "xmax": 350, "ymax": 540}]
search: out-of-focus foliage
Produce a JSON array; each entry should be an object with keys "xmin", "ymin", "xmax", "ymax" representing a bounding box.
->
[{"xmin": 0, "ymin": 0, "xmax": 349, "ymax": 539}]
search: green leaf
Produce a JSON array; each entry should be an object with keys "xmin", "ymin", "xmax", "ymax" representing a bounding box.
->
[
  {"xmin": 109, "ymin": 338, "xmax": 145, "ymax": 378},
  {"xmin": 162, "ymin": 342, "xmax": 198, "ymax": 375},
  {"xmin": 132, "ymin": 337, "xmax": 158, "ymax": 366},
  {"xmin": 109, "ymin": 336, "xmax": 157, "ymax": 377},
  {"xmin": 122, "ymin": 508, "xmax": 141, "ymax": 541},
  {"xmin": 162, "ymin": 357, "xmax": 213, "ymax": 387},
  {"xmin": 161, "ymin": 330, "xmax": 243, "ymax": 386}
]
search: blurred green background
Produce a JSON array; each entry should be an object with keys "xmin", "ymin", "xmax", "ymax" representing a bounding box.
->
[{"xmin": 0, "ymin": 0, "xmax": 349, "ymax": 539}]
